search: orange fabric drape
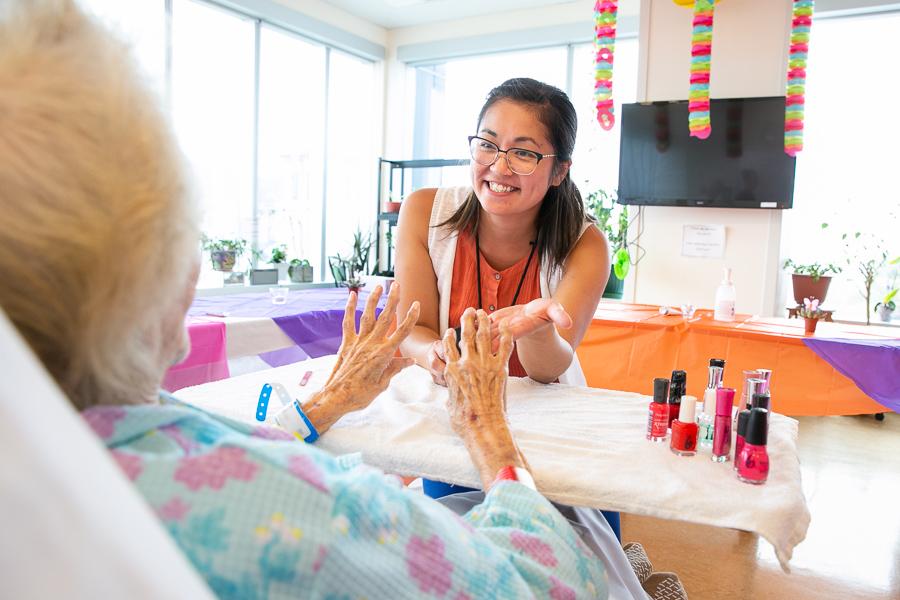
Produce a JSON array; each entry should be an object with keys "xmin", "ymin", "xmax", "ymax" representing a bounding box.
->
[{"xmin": 576, "ymin": 302, "xmax": 894, "ymax": 416}]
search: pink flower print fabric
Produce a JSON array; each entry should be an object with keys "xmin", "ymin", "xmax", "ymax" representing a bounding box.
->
[
  {"xmin": 406, "ymin": 534, "xmax": 454, "ymax": 595},
  {"xmin": 174, "ymin": 447, "xmax": 258, "ymax": 491}
]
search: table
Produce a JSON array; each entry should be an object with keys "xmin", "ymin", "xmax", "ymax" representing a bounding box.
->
[
  {"xmin": 163, "ymin": 289, "xmax": 381, "ymax": 391},
  {"xmin": 576, "ymin": 302, "xmax": 899, "ymax": 416},
  {"xmin": 176, "ymin": 355, "xmax": 811, "ymax": 571}
]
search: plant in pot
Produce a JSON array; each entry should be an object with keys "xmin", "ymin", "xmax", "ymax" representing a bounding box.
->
[
  {"xmin": 585, "ymin": 189, "xmax": 637, "ymax": 299},
  {"xmin": 782, "ymin": 259, "xmax": 841, "ymax": 305},
  {"xmin": 874, "ymin": 288, "xmax": 898, "ymax": 323},
  {"xmin": 202, "ymin": 236, "xmax": 247, "ymax": 272},
  {"xmin": 270, "ymin": 244, "xmax": 288, "ymax": 281},
  {"xmin": 798, "ymin": 297, "xmax": 826, "ymax": 335},
  {"xmin": 288, "ymin": 258, "xmax": 314, "ymax": 283}
]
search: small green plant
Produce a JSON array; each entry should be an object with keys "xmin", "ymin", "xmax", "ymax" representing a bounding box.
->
[
  {"xmin": 270, "ymin": 245, "xmax": 287, "ymax": 264},
  {"xmin": 782, "ymin": 259, "xmax": 841, "ymax": 282},
  {"xmin": 201, "ymin": 235, "xmax": 247, "ymax": 255},
  {"xmin": 875, "ymin": 288, "xmax": 898, "ymax": 313},
  {"xmin": 840, "ymin": 230, "xmax": 890, "ymax": 325},
  {"xmin": 585, "ymin": 189, "xmax": 632, "ymax": 279}
]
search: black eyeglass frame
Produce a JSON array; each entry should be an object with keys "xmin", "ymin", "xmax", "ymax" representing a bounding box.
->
[{"xmin": 467, "ymin": 135, "xmax": 557, "ymax": 175}]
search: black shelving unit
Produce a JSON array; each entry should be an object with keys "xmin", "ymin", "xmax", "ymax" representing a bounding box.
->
[{"xmin": 375, "ymin": 157, "xmax": 469, "ymax": 274}]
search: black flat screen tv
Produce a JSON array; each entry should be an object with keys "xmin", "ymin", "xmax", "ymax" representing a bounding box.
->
[{"xmin": 617, "ymin": 96, "xmax": 796, "ymax": 209}]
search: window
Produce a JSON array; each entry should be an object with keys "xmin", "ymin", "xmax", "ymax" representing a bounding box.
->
[
  {"xmin": 779, "ymin": 13, "xmax": 900, "ymax": 322},
  {"xmin": 76, "ymin": 0, "xmax": 380, "ymax": 286},
  {"xmin": 257, "ymin": 27, "xmax": 326, "ymax": 274},
  {"xmin": 172, "ymin": 0, "xmax": 256, "ymax": 256}
]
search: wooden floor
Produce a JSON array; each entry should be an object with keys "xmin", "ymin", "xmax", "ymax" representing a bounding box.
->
[{"xmin": 622, "ymin": 412, "xmax": 900, "ymax": 600}]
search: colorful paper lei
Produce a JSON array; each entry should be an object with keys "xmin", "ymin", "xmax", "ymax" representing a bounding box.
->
[
  {"xmin": 688, "ymin": 0, "xmax": 716, "ymax": 139},
  {"xmin": 593, "ymin": 0, "xmax": 618, "ymax": 131},
  {"xmin": 785, "ymin": 0, "xmax": 814, "ymax": 156}
]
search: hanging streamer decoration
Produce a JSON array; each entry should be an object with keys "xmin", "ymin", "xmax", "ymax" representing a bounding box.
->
[
  {"xmin": 593, "ymin": 0, "xmax": 618, "ymax": 131},
  {"xmin": 688, "ymin": 0, "xmax": 716, "ymax": 139},
  {"xmin": 785, "ymin": 0, "xmax": 814, "ymax": 156}
]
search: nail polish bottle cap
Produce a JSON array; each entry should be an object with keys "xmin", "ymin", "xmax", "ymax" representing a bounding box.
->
[
  {"xmin": 709, "ymin": 358, "xmax": 726, "ymax": 368},
  {"xmin": 736, "ymin": 408, "xmax": 751, "ymax": 436},
  {"xmin": 745, "ymin": 408, "xmax": 769, "ymax": 446},
  {"xmin": 744, "ymin": 378, "xmax": 767, "ymax": 407},
  {"xmin": 715, "ymin": 387, "xmax": 735, "ymax": 416},
  {"xmin": 678, "ymin": 395, "xmax": 697, "ymax": 422},
  {"xmin": 669, "ymin": 370, "xmax": 686, "ymax": 403},
  {"xmin": 751, "ymin": 393, "xmax": 771, "ymax": 411},
  {"xmin": 653, "ymin": 378, "xmax": 669, "ymax": 404},
  {"xmin": 707, "ymin": 365, "xmax": 724, "ymax": 389}
]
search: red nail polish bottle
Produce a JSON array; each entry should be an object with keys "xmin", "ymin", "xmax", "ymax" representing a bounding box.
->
[
  {"xmin": 647, "ymin": 378, "xmax": 669, "ymax": 442},
  {"xmin": 670, "ymin": 395, "xmax": 699, "ymax": 456},
  {"xmin": 737, "ymin": 408, "xmax": 770, "ymax": 484}
]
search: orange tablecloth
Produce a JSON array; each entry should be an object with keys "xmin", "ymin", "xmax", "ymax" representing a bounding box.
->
[{"xmin": 575, "ymin": 302, "xmax": 897, "ymax": 416}]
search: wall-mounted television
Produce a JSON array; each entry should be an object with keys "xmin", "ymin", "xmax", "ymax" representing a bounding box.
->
[{"xmin": 617, "ymin": 96, "xmax": 796, "ymax": 209}]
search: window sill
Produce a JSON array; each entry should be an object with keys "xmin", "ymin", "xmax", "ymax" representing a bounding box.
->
[{"xmin": 194, "ymin": 282, "xmax": 334, "ymax": 297}]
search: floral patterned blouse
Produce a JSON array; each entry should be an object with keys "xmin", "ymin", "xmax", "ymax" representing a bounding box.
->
[{"xmin": 83, "ymin": 398, "xmax": 608, "ymax": 599}]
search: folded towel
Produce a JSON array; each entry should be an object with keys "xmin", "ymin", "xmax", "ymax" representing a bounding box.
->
[{"xmin": 178, "ymin": 355, "xmax": 810, "ymax": 572}]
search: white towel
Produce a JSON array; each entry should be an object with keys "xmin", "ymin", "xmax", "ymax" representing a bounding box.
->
[{"xmin": 178, "ymin": 355, "xmax": 810, "ymax": 572}]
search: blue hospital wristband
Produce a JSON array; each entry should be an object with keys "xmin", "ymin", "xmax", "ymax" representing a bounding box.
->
[{"xmin": 274, "ymin": 400, "xmax": 319, "ymax": 443}]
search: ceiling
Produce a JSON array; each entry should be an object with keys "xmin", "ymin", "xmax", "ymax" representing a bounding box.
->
[{"xmin": 321, "ymin": 0, "xmax": 581, "ymax": 29}]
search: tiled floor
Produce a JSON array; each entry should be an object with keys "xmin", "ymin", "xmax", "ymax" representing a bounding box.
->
[{"xmin": 622, "ymin": 412, "xmax": 900, "ymax": 599}]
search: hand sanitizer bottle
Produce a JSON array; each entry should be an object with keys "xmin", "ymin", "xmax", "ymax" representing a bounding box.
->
[{"xmin": 714, "ymin": 267, "xmax": 736, "ymax": 322}]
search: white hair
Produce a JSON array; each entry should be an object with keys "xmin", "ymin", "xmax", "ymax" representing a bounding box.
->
[{"xmin": 0, "ymin": 0, "xmax": 199, "ymax": 409}]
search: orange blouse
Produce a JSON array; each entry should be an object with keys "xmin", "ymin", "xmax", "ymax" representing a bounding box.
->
[{"xmin": 448, "ymin": 229, "xmax": 542, "ymax": 378}]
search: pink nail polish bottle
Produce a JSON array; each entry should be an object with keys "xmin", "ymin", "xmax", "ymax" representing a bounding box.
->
[
  {"xmin": 712, "ymin": 387, "xmax": 735, "ymax": 463},
  {"xmin": 737, "ymin": 408, "xmax": 770, "ymax": 484},
  {"xmin": 647, "ymin": 378, "xmax": 670, "ymax": 442}
]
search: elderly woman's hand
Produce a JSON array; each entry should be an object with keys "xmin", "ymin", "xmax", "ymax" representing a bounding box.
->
[
  {"xmin": 302, "ymin": 283, "xmax": 419, "ymax": 434},
  {"xmin": 442, "ymin": 308, "xmax": 528, "ymax": 489}
]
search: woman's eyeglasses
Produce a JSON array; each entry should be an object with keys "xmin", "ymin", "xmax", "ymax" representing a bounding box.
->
[{"xmin": 467, "ymin": 136, "xmax": 556, "ymax": 176}]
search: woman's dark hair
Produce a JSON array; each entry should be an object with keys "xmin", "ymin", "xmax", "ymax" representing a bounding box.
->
[{"xmin": 438, "ymin": 77, "xmax": 591, "ymax": 274}]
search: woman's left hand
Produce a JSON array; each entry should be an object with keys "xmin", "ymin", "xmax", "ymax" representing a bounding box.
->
[
  {"xmin": 303, "ymin": 283, "xmax": 419, "ymax": 433},
  {"xmin": 488, "ymin": 297, "xmax": 572, "ymax": 345}
]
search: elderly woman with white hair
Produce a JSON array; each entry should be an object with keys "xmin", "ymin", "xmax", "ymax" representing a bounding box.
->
[{"xmin": 0, "ymin": 2, "xmax": 615, "ymax": 598}]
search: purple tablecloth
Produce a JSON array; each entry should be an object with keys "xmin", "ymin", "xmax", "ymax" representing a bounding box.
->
[
  {"xmin": 189, "ymin": 288, "xmax": 384, "ymax": 364},
  {"xmin": 803, "ymin": 337, "xmax": 900, "ymax": 412}
]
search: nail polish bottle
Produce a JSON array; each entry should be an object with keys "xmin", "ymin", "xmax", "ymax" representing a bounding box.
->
[
  {"xmin": 698, "ymin": 389, "xmax": 716, "ymax": 448},
  {"xmin": 667, "ymin": 370, "xmax": 686, "ymax": 429},
  {"xmin": 737, "ymin": 408, "xmax": 770, "ymax": 484},
  {"xmin": 752, "ymin": 392, "xmax": 771, "ymax": 436},
  {"xmin": 737, "ymin": 377, "xmax": 766, "ymax": 428},
  {"xmin": 755, "ymin": 369, "xmax": 772, "ymax": 394},
  {"xmin": 712, "ymin": 387, "xmax": 735, "ymax": 462},
  {"xmin": 670, "ymin": 395, "xmax": 699, "ymax": 456},
  {"xmin": 733, "ymin": 408, "xmax": 751, "ymax": 470},
  {"xmin": 647, "ymin": 378, "xmax": 670, "ymax": 442},
  {"xmin": 698, "ymin": 358, "xmax": 725, "ymax": 417}
]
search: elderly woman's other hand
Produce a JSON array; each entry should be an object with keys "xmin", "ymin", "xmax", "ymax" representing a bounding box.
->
[
  {"xmin": 442, "ymin": 308, "xmax": 527, "ymax": 489},
  {"xmin": 303, "ymin": 284, "xmax": 419, "ymax": 433}
]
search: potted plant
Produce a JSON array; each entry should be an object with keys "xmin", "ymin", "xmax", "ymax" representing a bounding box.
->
[
  {"xmin": 270, "ymin": 244, "xmax": 288, "ymax": 281},
  {"xmin": 783, "ymin": 259, "xmax": 841, "ymax": 305},
  {"xmin": 798, "ymin": 297, "xmax": 826, "ymax": 335},
  {"xmin": 586, "ymin": 189, "xmax": 635, "ymax": 299},
  {"xmin": 345, "ymin": 272, "xmax": 365, "ymax": 295},
  {"xmin": 202, "ymin": 236, "xmax": 247, "ymax": 272},
  {"xmin": 840, "ymin": 231, "xmax": 892, "ymax": 325},
  {"xmin": 874, "ymin": 288, "xmax": 897, "ymax": 323},
  {"xmin": 288, "ymin": 258, "xmax": 314, "ymax": 283}
]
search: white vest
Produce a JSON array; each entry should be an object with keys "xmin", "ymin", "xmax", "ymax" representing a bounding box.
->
[{"xmin": 427, "ymin": 186, "xmax": 589, "ymax": 386}]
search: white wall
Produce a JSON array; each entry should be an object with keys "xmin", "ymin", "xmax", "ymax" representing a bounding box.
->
[
  {"xmin": 273, "ymin": 0, "xmax": 387, "ymax": 45},
  {"xmin": 631, "ymin": 0, "xmax": 793, "ymax": 316}
]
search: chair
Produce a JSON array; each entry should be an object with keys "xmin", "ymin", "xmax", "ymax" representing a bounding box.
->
[{"xmin": 0, "ymin": 309, "xmax": 214, "ymax": 599}]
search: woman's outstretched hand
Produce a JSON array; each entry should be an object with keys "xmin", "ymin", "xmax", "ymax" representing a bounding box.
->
[
  {"xmin": 303, "ymin": 283, "xmax": 419, "ymax": 433},
  {"xmin": 488, "ymin": 297, "xmax": 572, "ymax": 347}
]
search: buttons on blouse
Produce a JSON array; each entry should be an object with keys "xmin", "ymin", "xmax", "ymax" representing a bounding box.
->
[
  {"xmin": 489, "ymin": 304, "xmax": 495, "ymax": 311},
  {"xmin": 494, "ymin": 273, "xmax": 501, "ymax": 281}
]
